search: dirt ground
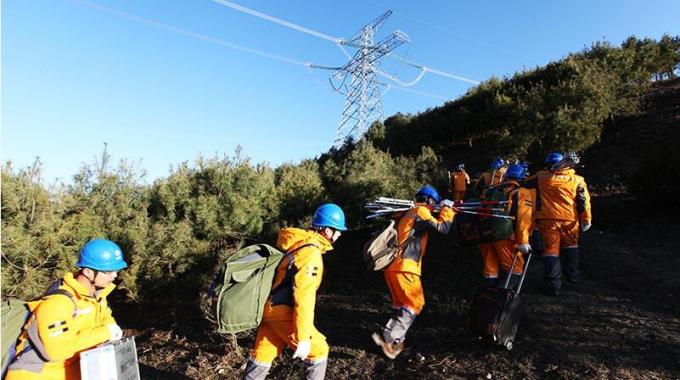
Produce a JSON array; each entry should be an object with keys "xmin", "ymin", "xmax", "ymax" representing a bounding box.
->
[
  {"xmin": 114, "ymin": 79, "xmax": 680, "ymax": 379},
  {"xmin": 113, "ymin": 192, "xmax": 680, "ymax": 379}
]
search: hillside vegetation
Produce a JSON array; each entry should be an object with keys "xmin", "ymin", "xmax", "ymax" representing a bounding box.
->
[
  {"xmin": 3, "ymin": 35, "xmax": 678, "ymax": 300},
  {"xmin": 2, "ymin": 35, "xmax": 680, "ymax": 379}
]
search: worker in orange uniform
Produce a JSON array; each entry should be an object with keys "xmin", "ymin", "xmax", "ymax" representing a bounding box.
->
[
  {"xmin": 475, "ymin": 159, "xmax": 507, "ymax": 196},
  {"xmin": 6, "ymin": 239, "xmax": 127, "ymax": 380},
  {"xmin": 522, "ymin": 152, "xmax": 591, "ymax": 296},
  {"xmin": 450, "ymin": 163, "xmax": 471, "ymax": 201},
  {"xmin": 243, "ymin": 203, "xmax": 347, "ymax": 380},
  {"xmin": 371, "ymin": 185, "xmax": 455, "ymax": 359},
  {"xmin": 477, "ymin": 164, "xmax": 535, "ymax": 289}
]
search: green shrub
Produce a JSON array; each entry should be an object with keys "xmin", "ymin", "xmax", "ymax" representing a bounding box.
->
[{"xmin": 275, "ymin": 160, "xmax": 325, "ymax": 227}]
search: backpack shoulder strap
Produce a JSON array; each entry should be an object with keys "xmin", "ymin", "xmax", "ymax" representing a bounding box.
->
[
  {"xmin": 22, "ymin": 281, "xmax": 78, "ymax": 363},
  {"xmin": 270, "ymin": 243, "xmax": 320, "ymax": 304},
  {"xmin": 43, "ymin": 280, "xmax": 78, "ymax": 318},
  {"xmin": 283, "ymin": 243, "xmax": 318, "ymax": 270}
]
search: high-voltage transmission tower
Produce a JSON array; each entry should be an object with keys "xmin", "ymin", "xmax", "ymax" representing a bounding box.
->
[{"xmin": 328, "ymin": 11, "xmax": 410, "ymax": 145}]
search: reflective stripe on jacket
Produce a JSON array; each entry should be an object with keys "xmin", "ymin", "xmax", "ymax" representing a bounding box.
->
[
  {"xmin": 522, "ymin": 168, "xmax": 591, "ymax": 222},
  {"xmin": 269, "ymin": 228, "xmax": 333, "ymax": 342},
  {"xmin": 385, "ymin": 205, "xmax": 454, "ymax": 275},
  {"xmin": 452, "ymin": 171, "xmax": 471, "ymax": 192},
  {"xmin": 509, "ymin": 184, "xmax": 536, "ymax": 245},
  {"xmin": 7, "ymin": 273, "xmax": 116, "ymax": 380}
]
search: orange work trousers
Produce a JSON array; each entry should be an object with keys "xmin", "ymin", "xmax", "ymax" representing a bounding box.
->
[
  {"xmin": 479, "ymin": 239, "xmax": 524, "ymax": 279},
  {"xmin": 453, "ymin": 191, "xmax": 466, "ymax": 201},
  {"xmin": 537, "ymin": 219, "xmax": 580, "ymax": 256},
  {"xmin": 384, "ymin": 271, "xmax": 425, "ymax": 315},
  {"xmin": 251, "ymin": 303, "xmax": 329, "ymax": 364}
]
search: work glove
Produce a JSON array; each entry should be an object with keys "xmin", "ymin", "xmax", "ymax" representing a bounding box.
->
[
  {"xmin": 580, "ymin": 221, "xmax": 591, "ymax": 232},
  {"xmin": 440, "ymin": 199, "xmax": 455, "ymax": 208},
  {"xmin": 292, "ymin": 340, "xmax": 311, "ymax": 360},
  {"xmin": 517, "ymin": 243, "xmax": 532, "ymax": 255},
  {"xmin": 107, "ymin": 324, "xmax": 123, "ymax": 342}
]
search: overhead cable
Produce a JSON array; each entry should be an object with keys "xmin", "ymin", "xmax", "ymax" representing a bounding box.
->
[
  {"xmin": 366, "ymin": 0, "xmax": 540, "ymax": 64},
  {"xmin": 72, "ymin": 0, "xmax": 452, "ymax": 99},
  {"xmin": 210, "ymin": 0, "xmax": 479, "ymax": 85},
  {"xmin": 211, "ymin": 0, "xmax": 342, "ymax": 44},
  {"xmin": 73, "ymin": 0, "xmax": 309, "ymax": 67}
]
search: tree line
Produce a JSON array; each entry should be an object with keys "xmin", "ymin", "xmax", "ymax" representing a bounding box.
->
[
  {"xmin": 2, "ymin": 35, "xmax": 678, "ymax": 301},
  {"xmin": 365, "ymin": 35, "xmax": 679, "ymax": 168}
]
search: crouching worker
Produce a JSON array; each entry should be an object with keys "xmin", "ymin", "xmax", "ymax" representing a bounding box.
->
[
  {"xmin": 6, "ymin": 239, "xmax": 127, "ymax": 380},
  {"xmin": 478, "ymin": 164, "xmax": 535, "ymax": 289},
  {"xmin": 243, "ymin": 203, "xmax": 347, "ymax": 380},
  {"xmin": 372, "ymin": 185, "xmax": 455, "ymax": 359}
]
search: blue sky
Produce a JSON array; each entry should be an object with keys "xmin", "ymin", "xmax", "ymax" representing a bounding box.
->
[{"xmin": 3, "ymin": 0, "xmax": 679, "ymax": 184}]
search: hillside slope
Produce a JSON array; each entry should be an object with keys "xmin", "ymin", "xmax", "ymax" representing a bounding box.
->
[
  {"xmin": 119, "ymin": 79, "xmax": 680, "ymax": 379},
  {"xmin": 581, "ymin": 77, "xmax": 680, "ymax": 193}
]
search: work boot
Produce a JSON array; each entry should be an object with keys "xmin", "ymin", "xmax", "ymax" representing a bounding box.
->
[
  {"xmin": 371, "ymin": 333, "xmax": 404, "ymax": 359},
  {"xmin": 543, "ymin": 287, "xmax": 560, "ymax": 296}
]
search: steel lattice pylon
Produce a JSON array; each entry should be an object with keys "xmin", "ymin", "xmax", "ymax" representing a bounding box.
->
[{"xmin": 330, "ymin": 11, "xmax": 410, "ymax": 145}]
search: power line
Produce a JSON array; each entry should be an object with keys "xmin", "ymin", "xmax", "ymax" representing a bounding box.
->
[
  {"xmin": 387, "ymin": 85, "xmax": 449, "ymax": 100},
  {"xmin": 72, "ymin": 0, "xmax": 309, "ymax": 67},
  {"xmin": 366, "ymin": 0, "xmax": 541, "ymax": 65},
  {"xmin": 206, "ymin": 1, "xmax": 475, "ymax": 142},
  {"xmin": 71, "ymin": 0, "xmax": 452, "ymax": 100},
  {"xmin": 209, "ymin": 0, "xmax": 479, "ymax": 86},
  {"xmin": 330, "ymin": 11, "xmax": 409, "ymax": 143},
  {"xmin": 211, "ymin": 0, "xmax": 341, "ymax": 44},
  {"xmin": 336, "ymin": 43, "xmax": 480, "ymax": 86}
]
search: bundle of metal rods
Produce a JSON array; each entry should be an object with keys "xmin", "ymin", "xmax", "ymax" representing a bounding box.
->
[{"xmin": 365, "ymin": 197, "xmax": 514, "ymax": 220}]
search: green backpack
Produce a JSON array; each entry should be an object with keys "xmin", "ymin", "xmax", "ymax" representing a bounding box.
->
[
  {"xmin": 209, "ymin": 244, "xmax": 298, "ymax": 334},
  {"xmin": 477, "ymin": 185, "xmax": 515, "ymax": 243},
  {"xmin": 1, "ymin": 299, "xmax": 29, "ymax": 377},
  {"xmin": 211, "ymin": 244, "xmax": 286, "ymax": 334},
  {"xmin": 2, "ymin": 282, "xmax": 75, "ymax": 378},
  {"xmin": 211, "ymin": 242, "xmax": 322, "ymax": 334}
]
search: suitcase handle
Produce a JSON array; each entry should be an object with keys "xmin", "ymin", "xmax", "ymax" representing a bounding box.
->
[{"xmin": 503, "ymin": 249, "xmax": 533, "ymax": 294}]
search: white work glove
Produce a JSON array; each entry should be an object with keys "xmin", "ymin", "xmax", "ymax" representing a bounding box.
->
[
  {"xmin": 107, "ymin": 324, "xmax": 123, "ymax": 342},
  {"xmin": 292, "ymin": 340, "xmax": 311, "ymax": 360},
  {"xmin": 580, "ymin": 221, "xmax": 592, "ymax": 232},
  {"xmin": 440, "ymin": 199, "xmax": 455, "ymax": 208},
  {"xmin": 517, "ymin": 244, "xmax": 532, "ymax": 255}
]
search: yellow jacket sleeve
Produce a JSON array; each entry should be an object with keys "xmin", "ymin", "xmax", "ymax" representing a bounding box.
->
[
  {"xmin": 292, "ymin": 246, "xmax": 324, "ymax": 342},
  {"xmin": 438, "ymin": 206, "xmax": 455, "ymax": 223},
  {"xmin": 32, "ymin": 295, "xmax": 111, "ymax": 361},
  {"xmin": 99, "ymin": 300, "xmax": 117, "ymax": 326},
  {"xmin": 514, "ymin": 188, "xmax": 535, "ymax": 245}
]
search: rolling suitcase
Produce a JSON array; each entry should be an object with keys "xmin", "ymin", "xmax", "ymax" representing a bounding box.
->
[{"xmin": 466, "ymin": 250, "xmax": 532, "ymax": 350}]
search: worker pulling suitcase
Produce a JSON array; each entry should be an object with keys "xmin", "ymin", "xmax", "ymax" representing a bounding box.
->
[{"xmin": 466, "ymin": 249, "xmax": 533, "ymax": 351}]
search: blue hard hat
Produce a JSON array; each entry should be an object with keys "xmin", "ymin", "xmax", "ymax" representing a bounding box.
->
[
  {"xmin": 312, "ymin": 203, "xmax": 347, "ymax": 231},
  {"xmin": 491, "ymin": 159, "xmax": 505, "ymax": 169},
  {"xmin": 505, "ymin": 164, "xmax": 527, "ymax": 180},
  {"xmin": 415, "ymin": 185, "xmax": 441, "ymax": 203},
  {"xmin": 455, "ymin": 163, "xmax": 465, "ymax": 171},
  {"xmin": 545, "ymin": 152, "xmax": 564, "ymax": 165},
  {"xmin": 77, "ymin": 239, "xmax": 128, "ymax": 271}
]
